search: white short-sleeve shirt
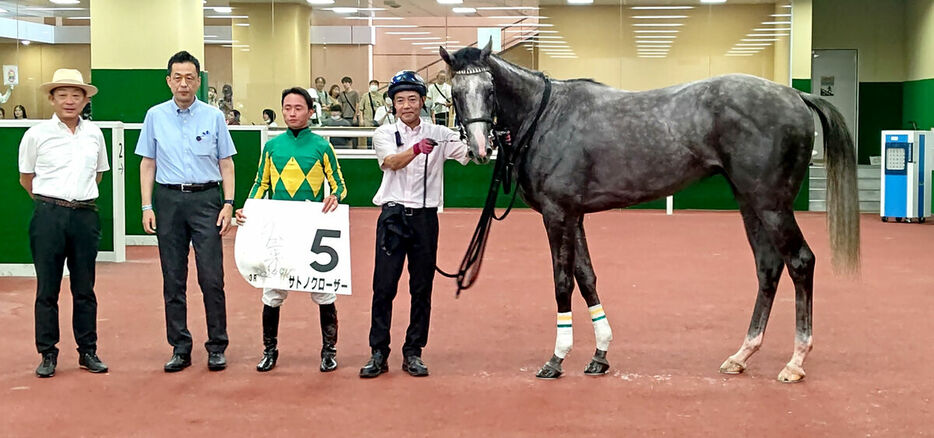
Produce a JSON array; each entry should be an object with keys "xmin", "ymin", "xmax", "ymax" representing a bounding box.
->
[
  {"xmin": 18, "ymin": 114, "xmax": 110, "ymax": 201},
  {"xmin": 372, "ymin": 119, "xmax": 469, "ymax": 208}
]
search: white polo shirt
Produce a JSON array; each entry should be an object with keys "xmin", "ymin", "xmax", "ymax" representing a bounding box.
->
[
  {"xmin": 372, "ymin": 119, "xmax": 469, "ymax": 208},
  {"xmin": 18, "ymin": 114, "xmax": 109, "ymax": 201}
]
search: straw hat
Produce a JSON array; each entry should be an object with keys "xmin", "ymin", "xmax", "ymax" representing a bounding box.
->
[{"xmin": 39, "ymin": 69, "xmax": 98, "ymax": 97}]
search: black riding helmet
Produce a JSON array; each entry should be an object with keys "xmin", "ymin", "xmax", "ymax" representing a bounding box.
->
[{"xmin": 387, "ymin": 70, "xmax": 427, "ymax": 99}]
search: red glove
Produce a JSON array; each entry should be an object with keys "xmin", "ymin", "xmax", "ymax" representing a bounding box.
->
[{"xmin": 412, "ymin": 138, "xmax": 437, "ymax": 155}]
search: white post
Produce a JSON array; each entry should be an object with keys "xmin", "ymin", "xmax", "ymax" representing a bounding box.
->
[{"xmin": 666, "ymin": 195, "xmax": 673, "ymax": 215}]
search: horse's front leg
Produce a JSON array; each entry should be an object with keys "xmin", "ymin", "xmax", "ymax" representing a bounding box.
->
[
  {"xmin": 572, "ymin": 218, "xmax": 612, "ymax": 376},
  {"xmin": 536, "ymin": 207, "xmax": 578, "ymax": 380}
]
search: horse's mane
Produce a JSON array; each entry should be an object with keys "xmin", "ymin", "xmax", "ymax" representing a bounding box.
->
[{"xmin": 449, "ymin": 47, "xmax": 608, "ymax": 88}]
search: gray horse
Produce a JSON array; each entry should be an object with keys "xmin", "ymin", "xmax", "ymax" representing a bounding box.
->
[{"xmin": 440, "ymin": 43, "xmax": 860, "ymax": 382}]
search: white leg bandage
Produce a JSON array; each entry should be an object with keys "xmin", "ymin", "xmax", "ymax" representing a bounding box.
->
[
  {"xmin": 554, "ymin": 312, "xmax": 573, "ymax": 359},
  {"xmin": 590, "ymin": 304, "xmax": 612, "ymax": 351}
]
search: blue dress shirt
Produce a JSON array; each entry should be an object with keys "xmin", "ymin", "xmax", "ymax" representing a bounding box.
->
[{"xmin": 135, "ymin": 99, "xmax": 236, "ymax": 184}]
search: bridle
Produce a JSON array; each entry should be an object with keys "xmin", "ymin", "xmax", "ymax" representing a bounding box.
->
[
  {"xmin": 451, "ymin": 66, "xmax": 497, "ymax": 150},
  {"xmin": 438, "ymin": 63, "xmax": 553, "ymax": 296}
]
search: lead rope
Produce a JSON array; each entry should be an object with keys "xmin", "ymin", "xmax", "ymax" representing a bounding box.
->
[{"xmin": 436, "ymin": 74, "xmax": 552, "ymax": 296}]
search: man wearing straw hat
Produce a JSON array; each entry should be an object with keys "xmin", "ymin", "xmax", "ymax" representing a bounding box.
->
[{"xmin": 18, "ymin": 68, "xmax": 109, "ymax": 378}]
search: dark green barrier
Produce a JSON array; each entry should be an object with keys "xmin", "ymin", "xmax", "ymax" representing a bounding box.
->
[
  {"xmin": 124, "ymin": 127, "xmax": 262, "ymax": 236},
  {"xmin": 0, "ymin": 125, "xmax": 116, "ymax": 264},
  {"xmin": 91, "ymin": 69, "xmax": 207, "ymax": 123}
]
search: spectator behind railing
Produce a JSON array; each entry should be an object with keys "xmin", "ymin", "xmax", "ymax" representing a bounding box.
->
[
  {"xmin": 14, "ymin": 104, "xmax": 27, "ymax": 119},
  {"xmin": 322, "ymin": 103, "xmax": 352, "ymax": 148}
]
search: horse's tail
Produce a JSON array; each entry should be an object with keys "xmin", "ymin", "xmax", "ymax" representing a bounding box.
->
[{"xmin": 799, "ymin": 91, "xmax": 861, "ymax": 275}]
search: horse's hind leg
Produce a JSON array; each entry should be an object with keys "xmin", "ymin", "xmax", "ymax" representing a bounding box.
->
[
  {"xmin": 572, "ymin": 218, "xmax": 612, "ymax": 375},
  {"xmin": 720, "ymin": 207, "xmax": 784, "ymax": 375},
  {"xmin": 758, "ymin": 207, "xmax": 816, "ymax": 383},
  {"xmin": 535, "ymin": 206, "xmax": 578, "ymax": 380}
]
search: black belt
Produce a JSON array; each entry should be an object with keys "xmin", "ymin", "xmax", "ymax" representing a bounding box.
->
[
  {"xmin": 383, "ymin": 202, "xmax": 437, "ymax": 216},
  {"xmin": 34, "ymin": 194, "xmax": 97, "ymax": 210},
  {"xmin": 159, "ymin": 181, "xmax": 220, "ymax": 192}
]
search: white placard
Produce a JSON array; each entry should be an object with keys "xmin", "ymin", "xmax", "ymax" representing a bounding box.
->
[
  {"xmin": 3, "ymin": 65, "xmax": 18, "ymax": 86},
  {"xmin": 235, "ymin": 199, "xmax": 352, "ymax": 295}
]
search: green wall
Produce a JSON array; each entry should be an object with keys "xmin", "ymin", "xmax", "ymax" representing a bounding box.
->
[
  {"xmin": 1, "ymin": 127, "xmax": 116, "ymax": 264},
  {"xmin": 903, "ymin": 78, "xmax": 934, "ymax": 131},
  {"xmin": 124, "ymin": 128, "xmax": 261, "ymax": 236},
  {"xmin": 91, "ymin": 69, "xmax": 208, "ymax": 123},
  {"xmin": 334, "ymin": 159, "xmax": 384, "ymax": 207},
  {"xmin": 858, "ymin": 82, "xmax": 904, "ymax": 164},
  {"xmin": 795, "ymin": 78, "xmax": 912, "ymax": 165},
  {"xmin": 440, "ymin": 162, "xmax": 806, "ymax": 211},
  {"xmin": 792, "ymin": 78, "xmax": 811, "ymax": 93}
]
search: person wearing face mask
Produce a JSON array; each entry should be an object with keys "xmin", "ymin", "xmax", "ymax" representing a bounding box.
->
[
  {"xmin": 373, "ymin": 92, "xmax": 395, "ymax": 126},
  {"xmin": 322, "ymin": 103, "xmax": 351, "ymax": 147},
  {"xmin": 262, "ymin": 109, "xmax": 277, "ymax": 128},
  {"xmin": 357, "ymin": 80, "xmax": 382, "ymax": 128},
  {"xmin": 356, "ymin": 79, "xmax": 383, "ymax": 147}
]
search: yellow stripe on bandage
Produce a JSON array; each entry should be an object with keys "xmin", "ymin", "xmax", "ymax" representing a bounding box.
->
[{"xmin": 589, "ymin": 306, "xmax": 605, "ymax": 317}]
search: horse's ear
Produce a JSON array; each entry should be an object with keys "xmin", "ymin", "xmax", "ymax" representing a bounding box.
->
[
  {"xmin": 439, "ymin": 46, "xmax": 452, "ymax": 66},
  {"xmin": 480, "ymin": 40, "xmax": 493, "ymax": 59}
]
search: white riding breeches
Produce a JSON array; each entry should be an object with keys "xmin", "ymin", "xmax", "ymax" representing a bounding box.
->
[{"xmin": 262, "ymin": 288, "xmax": 336, "ymax": 307}]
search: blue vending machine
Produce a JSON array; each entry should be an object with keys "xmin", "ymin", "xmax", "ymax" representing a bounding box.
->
[{"xmin": 880, "ymin": 130, "xmax": 933, "ymax": 223}]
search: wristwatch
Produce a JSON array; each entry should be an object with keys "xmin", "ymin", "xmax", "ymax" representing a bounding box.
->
[{"xmin": 224, "ymin": 200, "xmax": 235, "ymax": 206}]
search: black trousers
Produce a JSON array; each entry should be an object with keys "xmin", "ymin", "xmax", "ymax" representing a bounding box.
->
[
  {"xmin": 369, "ymin": 206, "xmax": 439, "ymax": 358},
  {"xmin": 154, "ymin": 185, "xmax": 228, "ymax": 354},
  {"xmin": 29, "ymin": 200, "xmax": 101, "ymax": 356},
  {"xmin": 435, "ymin": 112, "xmax": 449, "ymax": 128}
]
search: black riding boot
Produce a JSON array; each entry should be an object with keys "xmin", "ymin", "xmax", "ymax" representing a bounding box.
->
[
  {"xmin": 319, "ymin": 303, "xmax": 338, "ymax": 372},
  {"xmin": 257, "ymin": 305, "xmax": 280, "ymax": 372}
]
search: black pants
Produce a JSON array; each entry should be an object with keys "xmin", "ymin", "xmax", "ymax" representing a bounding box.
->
[
  {"xmin": 154, "ymin": 185, "xmax": 228, "ymax": 355},
  {"xmin": 30, "ymin": 200, "xmax": 101, "ymax": 356},
  {"xmin": 435, "ymin": 112, "xmax": 449, "ymax": 128},
  {"xmin": 369, "ymin": 206, "xmax": 439, "ymax": 358}
]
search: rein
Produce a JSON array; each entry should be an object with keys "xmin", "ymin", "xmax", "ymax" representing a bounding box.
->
[{"xmin": 437, "ymin": 67, "xmax": 552, "ymax": 296}]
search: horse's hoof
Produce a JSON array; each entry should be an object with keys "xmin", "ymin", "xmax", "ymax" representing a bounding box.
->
[
  {"xmin": 536, "ymin": 365, "xmax": 563, "ymax": 379},
  {"xmin": 584, "ymin": 349, "xmax": 610, "ymax": 375},
  {"xmin": 719, "ymin": 357, "xmax": 746, "ymax": 375},
  {"xmin": 584, "ymin": 359, "xmax": 610, "ymax": 376},
  {"xmin": 535, "ymin": 355, "xmax": 564, "ymax": 379},
  {"xmin": 777, "ymin": 363, "xmax": 806, "ymax": 383}
]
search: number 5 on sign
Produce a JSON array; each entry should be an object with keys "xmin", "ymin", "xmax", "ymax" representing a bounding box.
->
[{"xmin": 234, "ymin": 199, "xmax": 352, "ymax": 295}]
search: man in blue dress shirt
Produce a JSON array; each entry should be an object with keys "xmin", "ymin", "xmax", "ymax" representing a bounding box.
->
[{"xmin": 136, "ymin": 50, "xmax": 236, "ymax": 373}]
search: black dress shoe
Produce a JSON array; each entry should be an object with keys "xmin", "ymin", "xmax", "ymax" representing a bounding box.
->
[
  {"xmin": 164, "ymin": 353, "xmax": 192, "ymax": 373},
  {"xmin": 359, "ymin": 351, "xmax": 388, "ymax": 378},
  {"xmin": 79, "ymin": 352, "xmax": 109, "ymax": 373},
  {"xmin": 256, "ymin": 349, "xmax": 278, "ymax": 372},
  {"xmin": 36, "ymin": 353, "xmax": 57, "ymax": 378},
  {"xmin": 208, "ymin": 352, "xmax": 227, "ymax": 371},
  {"xmin": 402, "ymin": 355, "xmax": 429, "ymax": 377},
  {"xmin": 320, "ymin": 344, "xmax": 337, "ymax": 373}
]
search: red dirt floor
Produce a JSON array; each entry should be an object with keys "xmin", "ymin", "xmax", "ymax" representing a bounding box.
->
[{"xmin": 1, "ymin": 208, "xmax": 932, "ymax": 437}]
